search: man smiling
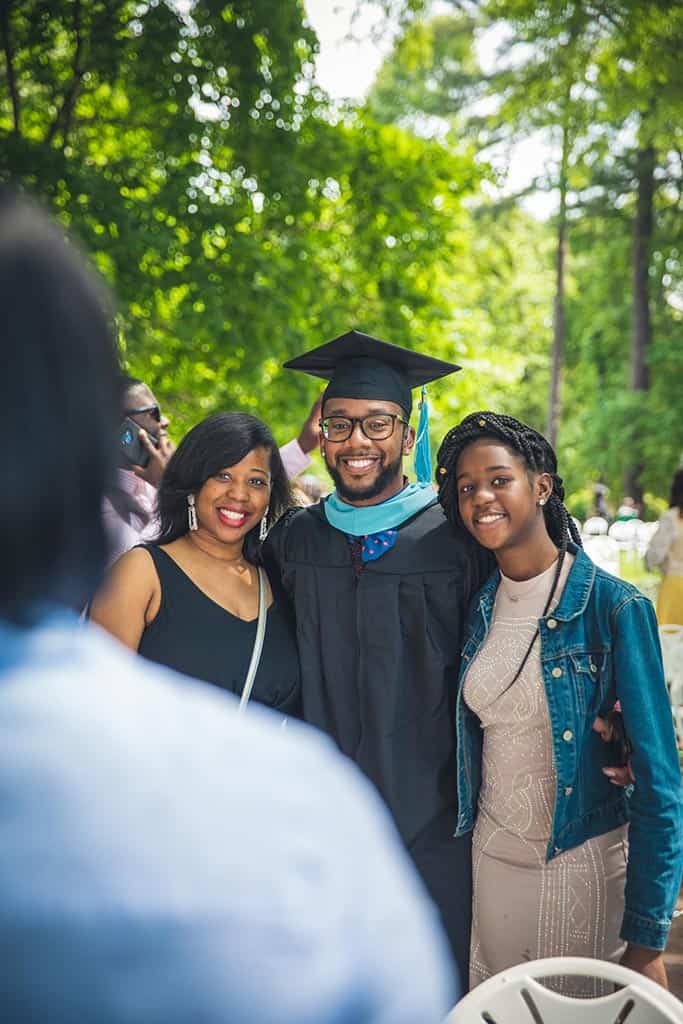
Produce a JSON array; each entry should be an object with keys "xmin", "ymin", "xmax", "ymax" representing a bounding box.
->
[
  {"xmin": 265, "ymin": 330, "xmax": 492, "ymax": 986},
  {"xmin": 321, "ymin": 399, "xmax": 409, "ymax": 503}
]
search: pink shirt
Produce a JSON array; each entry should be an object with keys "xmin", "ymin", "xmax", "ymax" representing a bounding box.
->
[
  {"xmin": 280, "ymin": 439, "xmax": 312, "ymax": 479},
  {"xmin": 102, "ymin": 470, "xmax": 159, "ymax": 567}
]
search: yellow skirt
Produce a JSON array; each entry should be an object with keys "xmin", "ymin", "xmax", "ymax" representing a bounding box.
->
[{"xmin": 657, "ymin": 575, "xmax": 683, "ymax": 626}]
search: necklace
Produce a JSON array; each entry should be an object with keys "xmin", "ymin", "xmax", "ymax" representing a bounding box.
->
[
  {"xmin": 499, "ymin": 558, "xmax": 559, "ymax": 603},
  {"xmin": 185, "ymin": 532, "xmax": 248, "ymax": 571},
  {"xmin": 495, "ymin": 550, "xmax": 564, "ymax": 697}
]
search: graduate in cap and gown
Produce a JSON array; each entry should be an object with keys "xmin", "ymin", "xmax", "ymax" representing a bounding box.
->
[{"xmin": 264, "ymin": 330, "xmax": 493, "ymax": 984}]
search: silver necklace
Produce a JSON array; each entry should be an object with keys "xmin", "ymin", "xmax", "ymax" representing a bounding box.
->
[{"xmin": 500, "ymin": 558, "xmax": 559, "ymax": 603}]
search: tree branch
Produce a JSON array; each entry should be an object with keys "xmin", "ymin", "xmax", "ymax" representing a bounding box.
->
[
  {"xmin": 1, "ymin": 1, "xmax": 21, "ymax": 135},
  {"xmin": 46, "ymin": 0, "xmax": 86, "ymax": 147}
]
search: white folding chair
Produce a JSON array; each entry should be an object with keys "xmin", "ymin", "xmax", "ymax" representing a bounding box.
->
[
  {"xmin": 445, "ymin": 956, "xmax": 683, "ymax": 1023},
  {"xmin": 582, "ymin": 535, "xmax": 620, "ymax": 575}
]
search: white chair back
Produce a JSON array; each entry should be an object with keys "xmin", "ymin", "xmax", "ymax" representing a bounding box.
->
[
  {"xmin": 581, "ymin": 534, "xmax": 620, "ymax": 575},
  {"xmin": 446, "ymin": 956, "xmax": 683, "ymax": 1023},
  {"xmin": 583, "ymin": 516, "xmax": 609, "ymax": 536},
  {"xmin": 608, "ymin": 519, "xmax": 639, "ymax": 542}
]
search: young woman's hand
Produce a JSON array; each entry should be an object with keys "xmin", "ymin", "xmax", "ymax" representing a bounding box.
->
[
  {"xmin": 620, "ymin": 943, "xmax": 668, "ymax": 988},
  {"xmin": 592, "ymin": 714, "xmax": 636, "ymax": 786}
]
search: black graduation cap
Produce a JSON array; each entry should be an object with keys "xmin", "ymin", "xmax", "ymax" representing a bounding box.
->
[{"xmin": 283, "ymin": 329, "xmax": 460, "ymax": 416}]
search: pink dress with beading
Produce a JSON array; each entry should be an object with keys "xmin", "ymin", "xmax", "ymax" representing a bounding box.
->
[{"xmin": 464, "ymin": 555, "xmax": 628, "ymax": 996}]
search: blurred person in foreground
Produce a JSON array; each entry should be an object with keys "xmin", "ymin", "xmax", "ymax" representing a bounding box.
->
[
  {"xmin": 0, "ymin": 191, "xmax": 457, "ymax": 1022},
  {"xmin": 646, "ymin": 468, "xmax": 683, "ymax": 626}
]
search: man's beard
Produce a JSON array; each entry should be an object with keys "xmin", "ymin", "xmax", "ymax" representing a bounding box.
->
[{"xmin": 327, "ymin": 452, "xmax": 403, "ymax": 503}]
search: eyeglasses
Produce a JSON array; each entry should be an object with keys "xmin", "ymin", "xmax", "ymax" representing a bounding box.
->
[
  {"xmin": 320, "ymin": 414, "xmax": 408, "ymax": 442},
  {"xmin": 125, "ymin": 404, "xmax": 161, "ymax": 422}
]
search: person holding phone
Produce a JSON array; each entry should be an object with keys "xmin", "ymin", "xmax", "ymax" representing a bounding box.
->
[
  {"xmin": 435, "ymin": 412, "xmax": 682, "ymax": 994},
  {"xmin": 91, "ymin": 412, "xmax": 301, "ymax": 715},
  {"xmin": 104, "ymin": 375, "xmax": 176, "ymax": 564},
  {"xmin": 119, "ymin": 375, "xmax": 176, "ymax": 484}
]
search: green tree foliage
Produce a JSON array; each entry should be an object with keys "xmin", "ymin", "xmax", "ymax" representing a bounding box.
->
[
  {"xmin": 366, "ymin": 0, "xmax": 683, "ymax": 503},
  {"xmin": 0, "ymin": 0, "xmax": 482, "ymax": 446},
  {"xmin": 1, "ymin": 0, "xmax": 321, "ymax": 433},
  {"xmin": 2, "ymin": 0, "xmax": 680, "ymax": 504}
]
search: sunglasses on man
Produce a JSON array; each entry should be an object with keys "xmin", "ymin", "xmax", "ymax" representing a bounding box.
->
[{"xmin": 125, "ymin": 404, "xmax": 161, "ymax": 422}]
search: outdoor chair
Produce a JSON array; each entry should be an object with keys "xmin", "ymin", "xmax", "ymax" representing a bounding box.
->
[
  {"xmin": 581, "ymin": 534, "xmax": 620, "ymax": 575},
  {"xmin": 583, "ymin": 516, "xmax": 609, "ymax": 536},
  {"xmin": 608, "ymin": 519, "xmax": 639, "ymax": 543},
  {"xmin": 445, "ymin": 956, "xmax": 683, "ymax": 1023}
]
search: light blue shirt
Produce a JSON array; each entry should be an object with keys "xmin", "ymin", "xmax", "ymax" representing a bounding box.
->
[{"xmin": 0, "ymin": 613, "xmax": 457, "ymax": 1022}]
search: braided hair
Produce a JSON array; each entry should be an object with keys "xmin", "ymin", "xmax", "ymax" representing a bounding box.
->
[
  {"xmin": 436, "ymin": 412, "xmax": 582, "ymax": 693},
  {"xmin": 436, "ymin": 411, "xmax": 582, "ymax": 551}
]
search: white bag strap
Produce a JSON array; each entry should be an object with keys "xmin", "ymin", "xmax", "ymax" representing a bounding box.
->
[{"xmin": 239, "ymin": 566, "xmax": 267, "ymax": 712}]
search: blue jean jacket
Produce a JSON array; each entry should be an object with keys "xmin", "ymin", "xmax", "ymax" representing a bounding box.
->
[{"xmin": 455, "ymin": 544, "xmax": 683, "ymax": 951}]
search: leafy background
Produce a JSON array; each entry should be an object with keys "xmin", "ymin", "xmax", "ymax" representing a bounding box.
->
[{"xmin": 1, "ymin": 0, "xmax": 681, "ymax": 516}]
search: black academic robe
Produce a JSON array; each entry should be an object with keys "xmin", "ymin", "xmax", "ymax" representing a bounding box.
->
[{"xmin": 265, "ymin": 498, "xmax": 493, "ymax": 983}]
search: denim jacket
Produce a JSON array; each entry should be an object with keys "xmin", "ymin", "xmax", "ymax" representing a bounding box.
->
[{"xmin": 455, "ymin": 544, "xmax": 683, "ymax": 951}]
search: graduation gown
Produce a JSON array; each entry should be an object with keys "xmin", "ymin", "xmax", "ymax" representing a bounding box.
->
[{"xmin": 265, "ymin": 497, "xmax": 493, "ymax": 982}]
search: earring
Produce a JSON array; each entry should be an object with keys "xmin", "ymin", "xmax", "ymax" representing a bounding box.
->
[
  {"xmin": 187, "ymin": 494, "xmax": 198, "ymax": 531},
  {"xmin": 259, "ymin": 515, "xmax": 268, "ymax": 542},
  {"xmin": 538, "ymin": 498, "xmax": 546, "ymax": 507}
]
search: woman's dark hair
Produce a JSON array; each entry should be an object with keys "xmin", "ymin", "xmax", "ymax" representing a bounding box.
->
[
  {"xmin": 154, "ymin": 412, "xmax": 292, "ymax": 563},
  {"xmin": 670, "ymin": 469, "xmax": 683, "ymax": 512},
  {"xmin": 0, "ymin": 190, "xmax": 120, "ymax": 622}
]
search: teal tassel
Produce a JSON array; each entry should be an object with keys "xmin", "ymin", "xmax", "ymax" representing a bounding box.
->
[{"xmin": 413, "ymin": 386, "xmax": 432, "ymax": 484}]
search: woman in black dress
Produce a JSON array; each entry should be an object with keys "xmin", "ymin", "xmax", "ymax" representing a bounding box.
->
[{"xmin": 91, "ymin": 412, "xmax": 300, "ymax": 714}]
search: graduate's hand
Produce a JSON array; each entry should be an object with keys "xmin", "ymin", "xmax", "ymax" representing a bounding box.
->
[
  {"xmin": 620, "ymin": 944, "xmax": 668, "ymax": 988},
  {"xmin": 592, "ymin": 715, "xmax": 635, "ymax": 787}
]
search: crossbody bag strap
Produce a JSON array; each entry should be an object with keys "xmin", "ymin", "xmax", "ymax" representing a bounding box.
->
[{"xmin": 239, "ymin": 566, "xmax": 268, "ymax": 713}]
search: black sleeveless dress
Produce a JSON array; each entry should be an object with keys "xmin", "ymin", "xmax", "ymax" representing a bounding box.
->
[{"xmin": 137, "ymin": 546, "xmax": 300, "ymax": 715}]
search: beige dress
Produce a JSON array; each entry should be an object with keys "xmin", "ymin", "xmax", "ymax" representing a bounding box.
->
[{"xmin": 464, "ymin": 556, "xmax": 628, "ymax": 996}]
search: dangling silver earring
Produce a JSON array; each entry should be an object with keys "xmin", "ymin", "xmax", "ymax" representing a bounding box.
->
[
  {"xmin": 187, "ymin": 493, "xmax": 198, "ymax": 531},
  {"xmin": 259, "ymin": 515, "xmax": 268, "ymax": 542}
]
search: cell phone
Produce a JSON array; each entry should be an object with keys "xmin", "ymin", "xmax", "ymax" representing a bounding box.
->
[{"xmin": 118, "ymin": 416, "xmax": 158, "ymax": 468}]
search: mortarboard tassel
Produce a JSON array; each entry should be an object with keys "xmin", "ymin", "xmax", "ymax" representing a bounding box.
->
[{"xmin": 413, "ymin": 385, "xmax": 432, "ymax": 485}]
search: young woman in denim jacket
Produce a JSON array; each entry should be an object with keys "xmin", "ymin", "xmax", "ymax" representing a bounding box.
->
[{"xmin": 436, "ymin": 412, "xmax": 682, "ymax": 993}]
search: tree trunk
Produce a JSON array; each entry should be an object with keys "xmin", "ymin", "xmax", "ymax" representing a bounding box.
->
[
  {"xmin": 624, "ymin": 144, "xmax": 655, "ymax": 505},
  {"xmin": 547, "ymin": 112, "xmax": 570, "ymax": 449},
  {"xmin": 1, "ymin": 1, "xmax": 21, "ymax": 134}
]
